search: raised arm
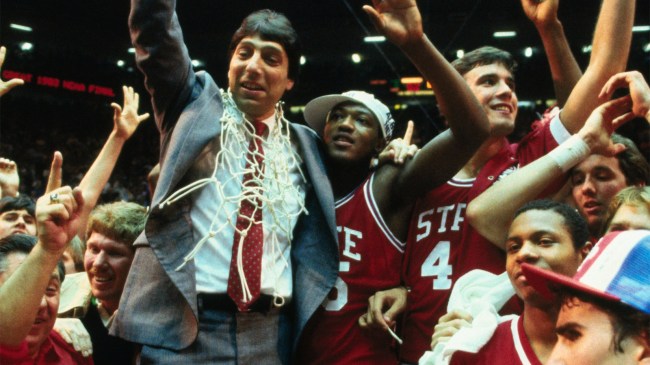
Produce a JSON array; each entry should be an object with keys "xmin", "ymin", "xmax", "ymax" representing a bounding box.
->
[
  {"xmin": 0, "ymin": 159, "xmax": 84, "ymax": 345},
  {"xmin": 129, "ymin": 0, "xmax": 193, "ymax": 134},
  {"xmin": 75, "ymin": 86, "xmax": 149, "ymax": 238},
  {"xmin": 467, "ymin": 95, "xmax": 635, "ymax": 248},
  {"xmin": 364, "ymin": 0, "xmax": 490, "ymax": 204},
  {"xmin": 521, "ymin": 0, "xmax": 581, "ymax": 107},
  {"xmin": 559, "ymin": 0, "xmax": 635, "ymax": 133},
  {"xmin": 0, "ymin": 46, "xmax": 24, "ymax": 97}
]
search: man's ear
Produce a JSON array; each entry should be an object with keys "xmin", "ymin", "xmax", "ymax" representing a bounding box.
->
[
  {"xmin": 580, "ymin": 241, "xmax": 593, "ymax": 261},
  {"xmin": 286, "ymin": 79, "xmax": 295, "ymax": 91},
  {"xmin": 635, "ymin": 330, "xmax": 650, "ymax": 364}
]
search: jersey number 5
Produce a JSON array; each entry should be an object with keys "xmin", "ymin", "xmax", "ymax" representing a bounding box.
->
[{"xmin": 421, "ymin": 241, "xmax": 452, "ymax": 290}]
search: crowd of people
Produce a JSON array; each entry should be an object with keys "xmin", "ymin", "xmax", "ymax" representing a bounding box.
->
[{"xmin": 0, "ymin": 0, "xmax": 649, "ymax": 364}]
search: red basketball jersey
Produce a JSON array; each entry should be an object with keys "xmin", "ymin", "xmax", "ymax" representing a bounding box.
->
[
  {"xmin": 400, "ymin": 118, "xmax": 562, "ymax": 363},
  {"xmin": 296, "ymin": 173, "xmax": 404, "ymax": 364},
  {"xmin": 450, "ymin": 316, "xmax": 542, "ymax": 365}
]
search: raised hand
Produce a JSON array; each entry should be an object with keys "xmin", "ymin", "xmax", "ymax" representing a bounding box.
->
[
  {"xmin": 37, "ymin": 153, "xmax": 85, "ymax": 254},
  {"xmin": 362, "ymin": 0, "xmax": 422, "ymax": 47},
  {"xmin": 376, "ymin": 121, "xmax": 419, "ymax": 166},
  {"xmin": 521, "ymin": 0, "xmax": 559, "ymax": 28},
  {"xmin": 0, "ymin": 46, "xmax": 25, "ymax": 97},
  {"xmin": 0, "ymin": 158, "xmax": 20, "ymax": 197},
  {"xmin": 577, "ymin": 95, "xmax": 634, "ymax": 157},
  {"xmin": 599, "ymin": 71, "xmax": 650, "ymax": 122},
  {"xmin": 111, "ymin": 85, "xmax": 150, "ymax": 140}
]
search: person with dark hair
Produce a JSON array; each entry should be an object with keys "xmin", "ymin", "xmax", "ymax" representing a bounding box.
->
[
  {"xmin": 427, "ymin": 200, "xmax": 590, "ymax": 364},
  {"xmin": 111, "ymin": 0, "xmax": 338, "ymax": 363},
  {"xmin": 467, "ymin": 88, "xmax": 647, "ymax": 249},
  {"xmin": 523, "ymin": 229, "xmax": 650, "ymax": 364},
  {"xmin": 294, "ymin": 0, "xmax": 490, "ymax": 362},
  {"xmin": 369, "ymin": 0, "xmax": 636, "ymax": 362},
  {"xmin": 0, "ymin": 180, "xmax": 88, "ymax": 363},
  {"xmin": 570, "ymin": 133, "xmax": 650, "ymax": 238},
  {"xmin": 0, "ymin": 195, "xmax": 36, "ymax": 239}
]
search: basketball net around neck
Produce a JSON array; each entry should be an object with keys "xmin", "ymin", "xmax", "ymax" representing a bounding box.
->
[{"xmin": 158, "ymin": 90, "xmax": 307, "ymax": 299}]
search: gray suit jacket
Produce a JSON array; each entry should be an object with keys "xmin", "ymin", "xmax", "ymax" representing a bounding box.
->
[{"xmin": 111, "ymin": 0, "xmax": 339, "ymax": 353}]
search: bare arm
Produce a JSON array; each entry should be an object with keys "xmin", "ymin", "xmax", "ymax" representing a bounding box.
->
[
  {"xmin": 75, "ymin": 86, "xmax": 149, "ymax": 237},
  {"xmin": 467, "ymin": 96, "xmax": 635, "ymax": 248},
  {"xmin": 522, "ymin": 0, "xmax": 582, "ymax": 106},
  {"xmin": 0, "ymin": 157, "xmax": 84, "ymax": 345},
  {"xmin": 559, "ymin": 0, "xmax": 635, "ymax": 134},
  {"xmin": 364, "ymin": 0, "xmax": 489, "ymax": 207}
]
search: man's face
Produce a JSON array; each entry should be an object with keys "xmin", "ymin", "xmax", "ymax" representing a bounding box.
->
[
  {"xmin": 0, "ymin": 209, "xmax": 36, "ymax": 239},
  {"xmin": 571, "ymin": 155, "xmax": 628, "ymax": 235},
  {"xmin": 548, "ymin": 298, "xmax": 645, "ymax": 365},
  {"xmin": 84, "ymin": 232, "xmax": 134, "ymax": 313},
  {"xmin": 606, "ymin": 203, "xmax": 650, "ymax": 233},
  {"xmin": 505, "ymin": 209, "xmax": 586, "ymax": 304},
  {"xmin": 463, "ymin": 63, "xmax": 518, "ymax": 137},
  {"xmin": 0, "ymin": 252, "xmax": 60, "ymax": 355},
  {"xmin": 323, "ymin": 103, "xmax": 384, "ymax": 166},
  {"xmin": 228, "ymin": 34, "xmax": 294, "ymax": 121}
]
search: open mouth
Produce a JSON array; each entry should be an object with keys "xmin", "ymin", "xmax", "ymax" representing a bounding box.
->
[
  {"xmin": 241, "ymin": 82, "xmax": 264, "ymax": 92},
  {"xmin": 491, "ymin": 104, "xmax": 513, "ymax": 113}
]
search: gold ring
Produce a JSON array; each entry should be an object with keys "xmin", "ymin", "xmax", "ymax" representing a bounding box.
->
[{"xmin": 49, "ymin": 193, "xmax": 60, "ymax": 204}]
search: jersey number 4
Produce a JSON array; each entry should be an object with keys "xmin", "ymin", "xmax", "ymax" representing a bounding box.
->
[{"xmin": 421, "ymin": 241, "xmax": 452, "ymax": 290}]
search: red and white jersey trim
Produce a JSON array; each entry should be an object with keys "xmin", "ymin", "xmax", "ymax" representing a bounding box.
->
[
  {"xmin": 511, "ymin": 317, "xmax": 534, "ymax": 365},
  {"xmin": 447, "ymin": 177, "xmax": 475, "ymax": 188},
  {"xmin": 335, "ymin": 174, "xmax": 405, "ymax": 253}
]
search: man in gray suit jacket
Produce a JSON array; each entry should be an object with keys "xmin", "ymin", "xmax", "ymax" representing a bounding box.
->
[{"xmin": 110, "ymin": 1, "xmax": 339, "ymax": 363}]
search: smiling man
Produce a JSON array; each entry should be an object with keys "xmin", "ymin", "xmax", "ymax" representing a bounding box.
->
[
  {"xmin": 72, "ymin": 202, "xmax": 146, "ymax": 365},
  {"xmin": 374, "ymin": 0, "xmax": 638, "ymax": 360},
  {"xmin": 0, "ymin": 235, "xmax": 92, "ymax": 364},
  {"xmin": 110, "ymin": 1, "xmax": 341, "ymax": 363}
]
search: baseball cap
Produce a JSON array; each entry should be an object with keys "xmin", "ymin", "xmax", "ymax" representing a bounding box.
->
[
  {"xmin": 303, "ymin": 90, "xmax": 394, "ymax": 139},
  {"xmin": 522, "ymin": 230, "xmax": 650, "ymax": 315}
]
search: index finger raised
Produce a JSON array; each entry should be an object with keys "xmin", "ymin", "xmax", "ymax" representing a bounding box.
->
[
  {"xmin": 45, "ymin": 151, "xmax": 63, "ymax": 193},
  {"xmin": 403, "ymin": 120, "xmax": 414, "ymax": 145}
]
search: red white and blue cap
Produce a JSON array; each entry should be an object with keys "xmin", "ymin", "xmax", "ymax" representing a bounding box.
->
[
  {"xmin": 522, "ymin": 229, "xmax": 650, "ymax": 315},
  {"xmin": 303, "ymin": 90, "xmax": 394, "ymax": 139}
]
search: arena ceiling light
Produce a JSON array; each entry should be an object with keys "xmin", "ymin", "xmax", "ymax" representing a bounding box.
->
[
  {"xmin": 493, "ymin": 31, "xmax": 517, "ymax": 38},
  {"xmin": 364, "ymin": 36, "xmax": 386, "ymax": 43},
  {"xmin": 10, "ymin": 23, "xmax": 32, "ymax": 32}
]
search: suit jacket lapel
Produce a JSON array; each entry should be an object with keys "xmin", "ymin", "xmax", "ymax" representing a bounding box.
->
[{"xmin": 291, "ymin": 125, "xmax": 338, "ymax": 243}]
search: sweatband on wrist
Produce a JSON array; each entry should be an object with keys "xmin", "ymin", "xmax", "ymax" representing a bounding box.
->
[{"xmin": 548, "ymin": 134, "xmax": 590, "ymax": 173}]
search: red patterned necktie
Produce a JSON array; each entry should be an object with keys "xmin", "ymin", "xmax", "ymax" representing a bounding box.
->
[{"xmin": 227, "ymin": 121, "xmax": 266, "ymax": 311}]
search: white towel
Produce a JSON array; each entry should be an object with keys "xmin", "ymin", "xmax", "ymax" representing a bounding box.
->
[{"xmin": 419, "ymin": 269, "xmax": 517, "ymax": 365}]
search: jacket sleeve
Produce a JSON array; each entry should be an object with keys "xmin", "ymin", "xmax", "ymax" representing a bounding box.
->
[{"xmin": 128, "ymin": 0, "xmax": 195, "ymax": 135}]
